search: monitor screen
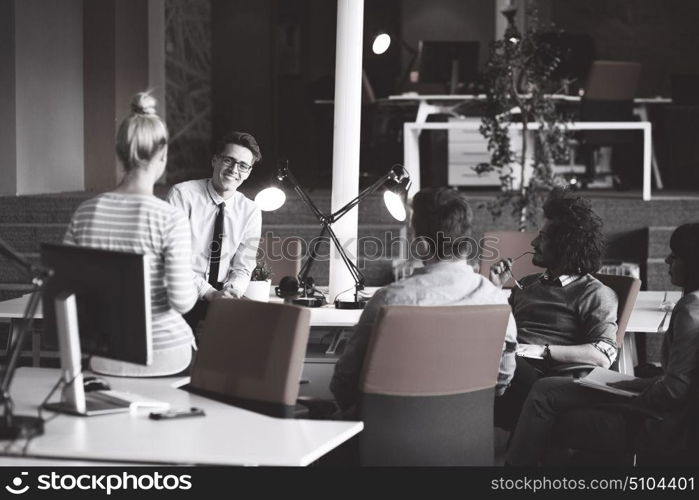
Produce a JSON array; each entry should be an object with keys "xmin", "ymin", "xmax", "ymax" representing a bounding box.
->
[
  {"xmin": 40, "ymin": 243, "xmax": 152, "ymax": 365},
  {"xmin": 539, "ymin": 32, "xmax": 596, "ymax": 93},
  {"xmin": 416, "ymin": 40, "xmax": 479, "ymax": 89}
]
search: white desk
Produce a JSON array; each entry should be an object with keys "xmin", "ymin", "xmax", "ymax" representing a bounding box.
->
[
  {"xmin": 1, "ymin": 290, "xmax": 679, "ymax": 377},
  {"xmin": 403, "ymin": 120, "xmax": 653, "ymax": 200},
  {"xmin": 2, "ymin": 368, "xmax": 362, "ymax": 466},
  {"xmin": 0, "ymin": 294, "xmax": 43, "ymax": 366},
  {"xmin": 620, "ymin": 290, "xmax": 682, "ymax": 376},
  {"xmin": 392, "ymin": 93, "xmax": 669, "ymax": 197},
  {"xmin": 389, "ymin": 93, "xmax": 671, "ymax": 125},
  {"xmin": 1, "ymin": 294, "xmax": 366, "ymax": 329},
  {"xmin": 0, "ymin": 294, "xmax": 366, "ymax": 366}
]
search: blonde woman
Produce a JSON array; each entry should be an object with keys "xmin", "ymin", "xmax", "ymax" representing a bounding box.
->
[{"xmin": 64, "ymin": 92, "xmax": 197, "ymax": 376}]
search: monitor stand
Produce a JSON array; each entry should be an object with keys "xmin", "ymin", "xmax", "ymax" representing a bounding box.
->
[
  {"xmin": 449, "ymin": 59, "xmax": 459, "ymax": 94},
  {"xmin": 42, "ymin": 293, "xmax": 131, "ymax": 416}
]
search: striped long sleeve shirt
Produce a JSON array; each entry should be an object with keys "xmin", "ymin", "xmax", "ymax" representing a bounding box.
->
[{"xmin": 63, "ymin": 193, "xmax": 198, "ymax": 354}]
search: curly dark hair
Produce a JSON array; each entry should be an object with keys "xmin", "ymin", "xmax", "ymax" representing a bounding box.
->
[
  {"xmin": 214, "ymin": 131, "xmax": 262, "ymax": 164},
  {"xmin": 542, "ymin": 189, "xmax": 605, "ymax": 275}
]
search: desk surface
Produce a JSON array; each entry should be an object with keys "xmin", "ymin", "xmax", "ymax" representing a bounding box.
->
[
  {"xmin": 388, "ymin": 93, "xmax": 672, "ymax": 104},
  {"xmin": 0, "ymin": 294, "xmax": 366, "ymax": 328},
  {"xmin": 3, "ymin": 368, "xmax": 362, "ymax": 466},
  {"xmin": 0, "ymin": 289, "xmax": 681, "ymax": 331},
  {"xmin": 627, "ymin": 290, "xmax": 682, "ymax": 333}
]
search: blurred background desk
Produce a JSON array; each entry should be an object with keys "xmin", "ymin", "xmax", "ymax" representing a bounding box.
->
[
  {"xmin": 403, "ymin": 120, "xmax": 653, "ymax": 199},
  {"xmin": 391, "ymin": 94, "xmax": 669, "ymax": 193}
]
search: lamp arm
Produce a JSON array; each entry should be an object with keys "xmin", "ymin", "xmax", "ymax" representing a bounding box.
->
[
  {"xmin": 325, "ymin": 225, "xmax": 365, "ymax": 288},
  {"xmin": 1, "ymin": 273, "xmax": 47, "ymax": 417},
  {"xmin": 285, "ymin": 169, "xmax": 326, "ymax": 221},
  {"xmin": 298, "ymin": 225, "xmax": 328, "ymax": 295},
  {"xmin": 329, "ymin": 171, "xmax": 393, "ymax": 223}
]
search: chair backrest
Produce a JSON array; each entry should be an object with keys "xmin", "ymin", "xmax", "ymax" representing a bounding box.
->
[
  {"xmin": 259, "ymin": 236, "xmax": 302, "ymax": 286},
  {"xmin": 479, "ymin": 231, "xmax": 544, "ymax": 288},
  {"xmin": 584, "ymin": 61, "xmax": 641, "ymax": 101},
  {"xmin": 188, "ymin": 299, "xmax": 311, "ymax": 418},
  {"xmin": 593, "ymin": 273, "xmax": 641, "ymax": 348},
  {"xmin": 358, "ymin": 304, "xmax": 511, "ymax": 466}
]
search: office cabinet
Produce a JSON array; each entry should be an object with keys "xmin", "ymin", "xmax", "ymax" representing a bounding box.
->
[{"xmin": 447, "ymin": 117, "xmax": 500, "ymax": 186}]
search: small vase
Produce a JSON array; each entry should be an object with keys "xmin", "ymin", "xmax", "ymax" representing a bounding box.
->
[{"xmin": 244, "ymin": 280, "xmax": 271, "ymax": 302}]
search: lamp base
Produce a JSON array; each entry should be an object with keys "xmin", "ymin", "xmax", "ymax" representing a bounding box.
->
[
  {"xmin": 334, "ymin": 299, "xmax": 367, "ymax": 310},
  {"xmin": 0, "ymin": 414, "xmax": 44, "ymax": 440},
  {"xmin": 292, "ymin": 297, "xmax": 325, "ymax": 308}
]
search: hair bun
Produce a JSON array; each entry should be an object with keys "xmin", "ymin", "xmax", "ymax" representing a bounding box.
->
[{"xmin": 131, "ymin": 92, "xmax": 157, "ymax": 116}]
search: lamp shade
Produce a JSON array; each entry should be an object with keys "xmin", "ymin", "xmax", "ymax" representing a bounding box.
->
[
  {"xmin": 372, "ymin": 32, "xmax": 391, "ymax": 55},
  {"xmin": 383, "ymin": 190, "xmax": 406, "ymax": 221},
  {"xmin": 254, "ymin": 187, "xmax": 286, "ymax": 211}
]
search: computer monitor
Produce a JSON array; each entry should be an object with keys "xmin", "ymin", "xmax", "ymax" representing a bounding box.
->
[
  {"xmin": 671, "ymin": 74, "xmax": 699, "ymax": 105},
  {"xmin": 40, "ymin": 243, "xmax": 152, "ymax": 415},
  {"xmin": 539, "ymin": 32, "xmax": 596, "ymax": 94},
  {"xmin": 416, "ymin": 40, "xmax": 479, "ymax": 94}
]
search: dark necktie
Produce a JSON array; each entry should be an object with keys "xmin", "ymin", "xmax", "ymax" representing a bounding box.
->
[{"xmin": 208, "ymin": 202, "xmax": 225, "ymax": 290}]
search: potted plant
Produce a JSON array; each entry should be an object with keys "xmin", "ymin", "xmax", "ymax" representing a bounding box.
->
[
  {"xmin": 244, "ymin": 261, "xmax": 273, "ymax": 302},
  {"xmin": 476, "ymin": 1, "xmax": 570, "ymax": 230}
]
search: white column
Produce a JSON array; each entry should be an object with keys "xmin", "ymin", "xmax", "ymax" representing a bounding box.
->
[
  {"xmin": 494, "ymin": 0, "xmax": 509, "ymax": 40},
  {"xmin": 148, "ymin": 0, "xmax": 166, "ymax": 184},
  {"xmin": 329, "ymin": 0, "xmax": 364, "ymax": 303}
]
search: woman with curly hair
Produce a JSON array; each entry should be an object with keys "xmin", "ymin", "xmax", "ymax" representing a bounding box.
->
[
  {"xmin": 491, "ymin": 189, "xmax": 618, "ymax": 430},
  {"xmin": 506, "ymin": 223, "xmax": 699, "ymax": 465}
]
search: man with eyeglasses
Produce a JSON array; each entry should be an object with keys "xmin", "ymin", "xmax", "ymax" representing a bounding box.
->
[{"xmin": 167, "ymin": 131, "xmax": 262, "ymax": 332}]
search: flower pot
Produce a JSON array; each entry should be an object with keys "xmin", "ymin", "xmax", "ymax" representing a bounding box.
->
[{"xmin": 244, "ymin": 280, "xmax": 271, "ymax": 302}]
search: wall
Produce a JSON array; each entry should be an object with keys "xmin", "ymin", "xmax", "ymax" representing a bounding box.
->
[
  {"xmin": 401, "ymin": 0, "xmax": 494, "ymax": 75},
  {"xmin": 164, "ymin": 0, "xmax": 212, "ymax": 183},
  {"xmin": 83, "ymin": 0, "xmax": 161, "ymax": 191},
  {"xmin": 548, "ymin": 0, "xmax": 699, "ymax": 96},
  {"xmin": 12, "ymin": 0, "xmax": 84, "ymax": 195},
  {"xmin": 0, "ymin": 0, "xmax": 17, "ymax": 195},
  {"xmin": 211, "ymin": 0, "xmax": 274, "ymax": 171}
]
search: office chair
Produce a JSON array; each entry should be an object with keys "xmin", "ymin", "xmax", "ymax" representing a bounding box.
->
[
  {"xmin": 578, "ymin": 60, "xmax": 642, "ymax": 187},
  {"xmin": 259, "ymin": 236, "xmax": 302, "ymax": 286},
  {"xmin": 187, "ymin": 299, "xmax": 311, "ymax": 418},
  {"xmin": 357, "ymin": 304, "xmax": 511, "ymax": 465},
  {"xmin": 550, "ymin": 273, "xmax": 641, "ymax": 378},
  {"xmin": 478, "ymin": 231, "xmax": 544, "ymax": 288}
]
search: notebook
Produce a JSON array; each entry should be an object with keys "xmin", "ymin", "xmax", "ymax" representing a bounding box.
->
[{"xmin": 574, "ymin": 367, "xmax": 642, "ymax": 398}]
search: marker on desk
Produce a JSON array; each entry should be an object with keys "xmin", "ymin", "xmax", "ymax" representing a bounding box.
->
[{"xmin": 149, "ymin": 407, "xmax": 205, "ymax": 420}]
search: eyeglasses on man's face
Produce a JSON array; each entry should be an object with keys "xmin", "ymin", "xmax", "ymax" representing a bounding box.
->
[{"xmin": 217, "ymin": 155, "xmax": 253, "ymax": 174}]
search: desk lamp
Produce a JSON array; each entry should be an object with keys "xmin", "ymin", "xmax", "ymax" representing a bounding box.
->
[
  {"xmin": 255, "ymin": 161, "xmax": 411, "ymax": 309},
  {"xmin": 0, "ymin": 238, "xmax": 50, "ymax": 439},
  {"xmin": 370, "ymin": 31, "xmax": 418, "ymax": 91}
]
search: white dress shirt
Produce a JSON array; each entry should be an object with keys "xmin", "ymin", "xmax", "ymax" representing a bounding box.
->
[{"xmin": 167, "ymin": 179, "xmax": 262, "ymax": 299}]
